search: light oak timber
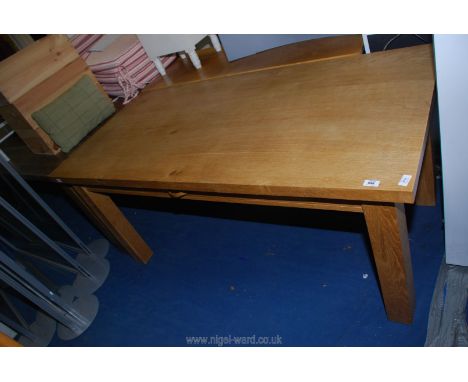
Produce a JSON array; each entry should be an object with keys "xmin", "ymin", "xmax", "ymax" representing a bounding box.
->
[
  {"xmin": 2, "ymin": 35, "xmax": 364, "ymax": 177},
  {"xmin": 39, "ymin": 44, "xmax": 435, "ymax": 324},
  {"xmin": 66, "ymin": 186, "xmax": 153, "ymax": 263},
  {"xmin": 362, "ymin": 203, "xmax": 415, "ymax": 323},
  {"xmin": 415, "ymin": 135, "xmax": 436, "ymax": 206},
  {"xmin": 51, "ymin": 45, "xmax": 435, "ymax": 204},
  {"xmin": 149, "ymin": 35, "xmax": 364, "ymax": 90},
  {"xmin": 85, "ymin": 187, "xmax": 365, "ymax": 213},
  {"xmin": 0, "ymin": 332, "xmax": 22, "ymax": 347}
]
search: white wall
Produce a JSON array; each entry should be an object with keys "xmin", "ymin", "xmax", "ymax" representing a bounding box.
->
[
  {"xmin": 218, "ymin": 35, "xmax": 336, "ymax": 61},
  {"xmin": 434, "ymin": 35, "xmax": 468, "ymax": 266}
]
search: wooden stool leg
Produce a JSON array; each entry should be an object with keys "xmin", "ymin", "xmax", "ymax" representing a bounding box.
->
[
  {"xmin": 415, "ymin": 135, "xmax": 436, "ymax": 206},
  {"xmin": 362, "ymin": 203, "xmax": 415, "ymax": 323},
  {"xmin": 66, "ymin": 186, "xmax": 153, "ymax": 264}
]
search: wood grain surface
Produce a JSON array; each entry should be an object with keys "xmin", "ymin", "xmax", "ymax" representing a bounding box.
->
[
  {"xmin": 85, "ymin": 186, "xmax": 365, "ymax": 213},
  {"xmin": 0, "ymin": 35, "xmax": 108, "ymax": 155},
  {"xmin": 149, "ymin": 35, "xmax": 363, "ymax": 89},
  {"xmin": 66, "ymin": 186, "xmax": 153, "ymax": 263},
  {"xmin": 0, "ymin": 35, "xmax": 79, "ymax": 102},
  {"xmin": 51, "ymin": 45, "xmax": 435, "ymax": 204},
  {"xmin": 0, "ymin": 331, "xmax": 22, "ymax": 347},
  {"xmin": 415, "ymin": 135, "xmax": 436, "ymax": 206},
  {"xmin": 363, "ymin": 203, "xmax": 415, "ymax": 323}
]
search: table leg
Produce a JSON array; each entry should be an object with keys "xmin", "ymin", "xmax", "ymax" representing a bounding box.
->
[
  {"xmin": 66, "ymin": 186, "xmax": 153, "ymax": 264},
  {"xmin": 362, "ymin": 203, "xmax": 415, "ymax": 323},
  {"xmin": 415, "ymin": 135, "xmax": 436, "ymax": 206},
  {"xmin": 0, "ymin": 331, "xmax": 22, "ymax": 347}
]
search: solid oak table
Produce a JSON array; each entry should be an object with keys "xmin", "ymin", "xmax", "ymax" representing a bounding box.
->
[{"xmin": 49, "ymin": 45, "xmax": 435, "ymax": 324}]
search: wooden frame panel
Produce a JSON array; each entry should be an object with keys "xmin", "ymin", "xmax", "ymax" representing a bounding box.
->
[{"xmin": 0, "ymin": 35, "xmax": 111, "ymax": 155}]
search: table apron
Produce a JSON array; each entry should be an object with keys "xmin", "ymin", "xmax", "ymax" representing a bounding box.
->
[{"xmin": 81, "ymin": 186, "xmax": 390, "ymax": 213}]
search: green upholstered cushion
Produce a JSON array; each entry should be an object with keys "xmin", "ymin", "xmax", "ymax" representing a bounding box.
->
[{"xmin": 32, "ymin": 75, "xmax": 115, "ymax": 153}]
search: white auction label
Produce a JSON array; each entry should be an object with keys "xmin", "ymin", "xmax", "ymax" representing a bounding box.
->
[
  {"xmin": 363, "ymin": 179, "xmax": 380, "ymax": 187},
  {"xmin": 398, "ymin": 175, "xmax": 412, "ymax": 187}
]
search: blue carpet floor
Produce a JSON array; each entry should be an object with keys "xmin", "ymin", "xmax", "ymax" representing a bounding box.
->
[{"xmin": 35, "ymin": 178, "xmax": 445, "ymax": 347}]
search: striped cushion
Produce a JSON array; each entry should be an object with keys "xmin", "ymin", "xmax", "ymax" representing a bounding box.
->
[
  {"xmin": 70, "ymin": 34, "xmax": 176, "ymax": 103},
  {"xmin": 70, "ymin": 34, "xmax": 103, "ymax": 56}
]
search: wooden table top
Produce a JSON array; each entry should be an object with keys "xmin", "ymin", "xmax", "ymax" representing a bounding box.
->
[
  {"xmin": 149, "ymin": 35, "xmax": 363, "ymax": 89},
  {"xmin": 51, "ymin": 45, "xmax": 435, "ymax": 203}
]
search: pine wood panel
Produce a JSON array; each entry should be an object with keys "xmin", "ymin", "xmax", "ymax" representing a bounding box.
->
[
  {"xmin": 0, "ymin": 35, "xmax": 110, "ymax": 155},
  {"xmin": 363, "ymin": 203, "xmax": 415, "ymax": 323},
  {"xmin": 10, "ymin": 60, "xmax": 108, "ymax": 155},
  {"xmin": 51, "ymin": 45, "xmax": 434, "ymax": 203},
  {"xmin": 0, "ymin": 134, "xmax": 63, "ymax": 178},
  {"xmin": 0, "ymin": 35, "xmax": 78, "ymax": 102},
  {"xmin": 15, "ymin": 60, "xmax": 107, "ymax": 119},
  {"xmin": 0, "ymin": 104, "xmax": 59, "ymax": 154}
]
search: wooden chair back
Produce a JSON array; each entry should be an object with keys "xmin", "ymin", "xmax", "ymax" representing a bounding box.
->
[{"xmin": 0, "ymin": 35, "xmax": 107, "ymax": 155}]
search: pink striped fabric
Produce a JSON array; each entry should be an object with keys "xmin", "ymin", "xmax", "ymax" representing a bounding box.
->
[
  {"xmin": 70, "ymin": 34, "xmax": 176, "ymax": 103},
  {"xmin": 70, "ymin": 34, "xmax": 103, "ymax": 56}
]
